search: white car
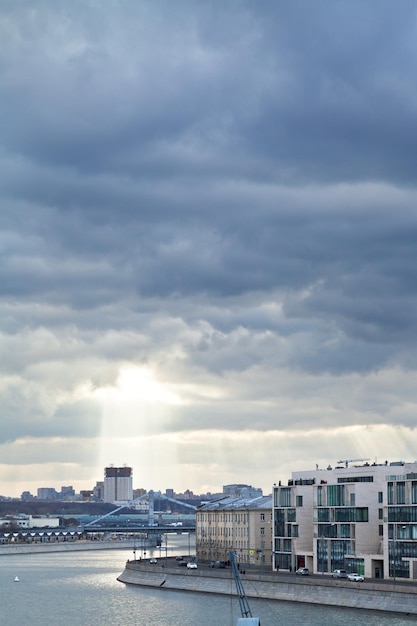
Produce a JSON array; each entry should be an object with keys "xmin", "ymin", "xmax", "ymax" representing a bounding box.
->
[
  {"xmin": 296, "ymin": 567, "xmax": 309, "ymax": 576},
  {"xmin": 187, "ymin": 562, "xmax": 198, "ymax": 569},
  {"xmin": 348, "ymin": 572, "xmax": 364, "ymax": 582}
]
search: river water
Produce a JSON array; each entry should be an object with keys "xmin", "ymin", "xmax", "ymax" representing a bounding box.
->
[{"xmin": 0, "ymin": 535, "xmax": 415, "ymax": 626}]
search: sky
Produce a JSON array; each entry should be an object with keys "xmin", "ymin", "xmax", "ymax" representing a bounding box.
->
[{"xmin": 2, "ymin": 1, "xmax": 417, "ymax": 498}]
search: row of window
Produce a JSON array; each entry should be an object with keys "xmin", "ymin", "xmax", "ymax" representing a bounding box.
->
[
  {"xmin": 317, "ymin": 507, "xmax": 369, "ymax": 522},
  {"xmin": 387, "ymin": 482, "xmax": 417, "ymax": 505},
  {"xmin": 197, "ymin": 513, "xmax": 249, "ymax": 523}
]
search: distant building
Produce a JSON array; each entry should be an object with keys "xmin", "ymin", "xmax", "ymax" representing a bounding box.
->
[
  {"xmin": 103, "ymin": 466, "xmax": 133, "ymax": 505},
  {"xmin": 21, "ymin": 491, "xmax": 34, "ymax": 501},
  {"xmin": 223, "ymin": 484, "xmax": 263, "ymax": 499},
  {"xmin": 133, "ymin": 487, "xmax": 146, "ymax": 500},
  {"xmin": 80, "ymin": 490, "xmax": 93, "ymax": 500},
  {"xmin": 0, "ymin": 514, "xmax": 60, "ymax": 529},
  {"xmin": 196, "ymin": 495, "xmax": 272, "ymax": 568},
  {"xmin": 60, "ymin": 486, "xmax": 75, "ymax": 499},
  {"xmin": 93, "ymin": 481, "xmax": 104, "ymax": 501},
  {"xmin": 37, "ymin": 488, "xmax": 58, "ymax": 500}
]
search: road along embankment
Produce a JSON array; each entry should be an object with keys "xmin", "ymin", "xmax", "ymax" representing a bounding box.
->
[{"xmin": 118, "ymin": 561, "xmax": 417, "ymax": 616}]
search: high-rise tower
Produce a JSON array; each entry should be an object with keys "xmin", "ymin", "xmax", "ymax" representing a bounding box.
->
[{"xmin": 103, "ymin": 466, "xmax": 133, "ymax": 504}]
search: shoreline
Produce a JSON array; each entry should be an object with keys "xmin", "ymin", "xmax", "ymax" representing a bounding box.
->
[
  {"xmin": 0, "ymin": 539, "xmax": 141, "ymax": 556},
  {"xmin": 118, "ymin": 559, "xmax": 417, "ymax": 616}
]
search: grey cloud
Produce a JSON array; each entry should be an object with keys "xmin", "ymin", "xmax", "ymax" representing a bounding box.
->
[{"xmin": 2, "ymin": 1, "xmax": 417, "ymax": 493}]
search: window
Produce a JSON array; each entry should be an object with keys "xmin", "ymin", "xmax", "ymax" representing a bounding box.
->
[
  {"xmin": 334, "ymin": 507, "xmax": 368, "ymax": 522},
  {"xmin": 317, "ymin": 485, "xmax": 323, "ymax": 507},
  {"xmin": 280, "ymin": 488, "xmax": 292, "ymax": 507},
  {"xmin": 378, "ymin": 508, "xmax": 383, "ymax": 519},
  {"xmin": 317, "ymin": 508, "xmax": 330, "ymax": 523},
  {"xmin": 378, "ymin": 491, "xmax": 383, "ymax": 503},
  {"xmin": 387, "ymin": 482, "xmax": 394, "ymax": 505},
  {"xmin": 260, "ymin": 527, "xmax": 265, "ymax": 535},
  {"xmin": 296, "ymin": 495, "xmax": 303, "ymax": 507},
  {"xmin": 260, "ymin": 513, "xmax": 265, "ymax": 521},
  {"xmin": 397, "ymin": 482, "xmax": 406, "ymax": 505},
  {"xmin": 327, "ymin": 484, "xmax": 345, "ymax": 506},
  {"xmin": 340, "ymin": 524, "xmax": 350, "ymax": 538},
  {"xmin": 379, "ymin": 525, "xmax": 383, "ymax": 536}
]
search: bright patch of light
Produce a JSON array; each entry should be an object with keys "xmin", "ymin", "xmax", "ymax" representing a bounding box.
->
[{"xmin": 95, "ymin": 366, "xmax": 182, "ymax": 406}]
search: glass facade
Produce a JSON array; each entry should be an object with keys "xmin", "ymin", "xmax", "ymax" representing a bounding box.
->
[
  {"xmin": 327, "ymin": 484, "xmax": 345, "ymax": 506},
  {"xmin": 388, "ymin": 506, "xmax": 417, "ymax": 522},
  {"xmin": 334, "ymin": 507, "xmax": 368, "ymax": 522},
  {"xmin": 273, "ymin": 466, "xmax": 417, "ymax": 580}
]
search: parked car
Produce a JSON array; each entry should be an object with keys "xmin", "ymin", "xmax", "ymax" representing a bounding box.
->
[
  {"xmin": 332, "ymin": 569, "xmax": 347, "ymax": 578},
  {"xmin": 177, "ymin": 560, "xmax": 187, "ymax": 567},
  {"xmin": 296, "ymin": 567, "xmax": 309, "ymax": 576},
  {"xmin": 348, "ymin": 572, "xmax": 364, "ymax": 582},
  {"xmin": 149, "ymin": 558, "xmax": 157, "ymax": 564},
  {"xmin": 187, "ymin": 562, "xmax": 198, "ymax": 569}
]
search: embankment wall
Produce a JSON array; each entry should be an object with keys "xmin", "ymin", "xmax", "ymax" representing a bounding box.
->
[{"xmin": 118, "ymin": 561, "xmax": 417, "ymax": 616}]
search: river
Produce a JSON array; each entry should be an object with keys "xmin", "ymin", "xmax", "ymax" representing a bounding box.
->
[{"xmin": 0, "ymin": 534, "xmax": 415, "ymax": 625}]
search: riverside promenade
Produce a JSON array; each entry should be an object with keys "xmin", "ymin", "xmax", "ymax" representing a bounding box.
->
[
  {"xmin": 0, "ymin": 538, "xmax": 138, "ymax": 556},
  {"xmin": 118, "ymin": 558, "xmax": 417, "ymax": 617}
]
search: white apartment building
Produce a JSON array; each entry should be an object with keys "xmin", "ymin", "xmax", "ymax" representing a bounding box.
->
[
  {"xmin": 273, "ymin": 459, "xmax": 417, "ymax": 580},
  {"xmin": 196, "ymin": 495, "xmax": 272, "ymax": 568}
]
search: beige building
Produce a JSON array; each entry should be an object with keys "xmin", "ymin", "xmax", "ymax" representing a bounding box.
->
[
  {"xmin": 196, "ymin": 495, "xmax": 272, "ymax": 568},
  {"xmin": 273, "ymin": 459, "xmax": 417, "ymax": 580}
]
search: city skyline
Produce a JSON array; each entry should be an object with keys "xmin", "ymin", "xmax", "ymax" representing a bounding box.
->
[{"xmin": 2, "ymin": 2, "xmax": 417, "ymax": 498}]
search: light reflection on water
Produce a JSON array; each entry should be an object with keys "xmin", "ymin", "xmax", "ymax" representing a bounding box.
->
[{"xmin": 0, "ymin": 536, "xmax": 415, "ymax": 626}]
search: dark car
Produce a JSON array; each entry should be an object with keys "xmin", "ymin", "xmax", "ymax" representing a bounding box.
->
[
  {"xmin": 177, "ymin": 560, "xmax": 187, "ymax": 566},
  {"xmin": 296, "ymin": 567, "xmax": 309, "ymax": 575}
]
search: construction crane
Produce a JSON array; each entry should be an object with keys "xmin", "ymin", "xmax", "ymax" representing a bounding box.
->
[
  {"xmin": 337, "ymin": 458, "xmax": 370, "ymax": 468},
  {"xmin": 229, "ymin": 551, "xmax": 260, "ymax": 625}
]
